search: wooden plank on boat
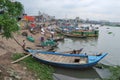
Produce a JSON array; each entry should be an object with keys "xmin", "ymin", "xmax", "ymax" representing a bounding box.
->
[
  {"xmin": 35, "ymin": 54, "xmax": 47, "ymax": 60},
  {"xmin": 50, "ymin": 55, "xmax": 59, "ymax": 61},
  {"xmin": 47, "ymin": 55, "xmax": 57, "ymax": 61},
  {"xmin": 53, "ymin": 56, "xmax": 63, "ymax": 62},
  {"xmin": 34, "ymin": 53, "xmax": 87, "ymax": 64},
  {"xmin": 36, "ymin": 54, "xmax": 50, "ymax": 59},
  {"xmin": 36, "ymin": 54, "xmax": 45, "ymax": 58},
  {"xmin": 69, "ymin": 57, "xmax": 76, "ymax": 63},
  {"xmin": 37, "ymin": 53, "xmax": 58, "ymax": 61},
  {"xmin": 70, "ymin": 56, "xmax": 79, "ymax": 63},
  {"xmin": 62, "ymin": 56, "xmax": 71, "ymax": 63},
  {"xmin": 79, "ymin": 57, "xmax": 87, "ymax": 64},
  {"xmin": 59, "ymin": 56, "xmax": 67, "ymax": 62}
]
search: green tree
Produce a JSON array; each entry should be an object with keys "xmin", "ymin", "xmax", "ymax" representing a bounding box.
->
[{"xmin": 0, "ymin": 0, "xmax": 23, "ymax": 38}]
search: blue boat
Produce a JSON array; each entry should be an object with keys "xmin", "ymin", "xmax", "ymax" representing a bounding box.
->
[{"xmin": 27, "ymin": 49, "xmax": 108, "ymax": 69}]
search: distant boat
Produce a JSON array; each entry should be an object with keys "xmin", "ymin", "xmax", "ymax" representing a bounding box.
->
[
  {"xmin": 61, "ymin": 48, "xmax": 83, "ymax": 54},
  {"xmin": 63, "ymin": 33, "xmax": 87, "ymax": 38},
  {"xmin": 36, "ymin": 39, "xmax": 58, "ymax": 48},
  {"xmin": 108, "ymin": 32, "xmax": 112, "ymax": 34},
  {"xmin": 55, "ymin": 28, "xmax": 87, "ymax": 38},
  {"xmin": 53, "ymin": 36, "xmax": 64, "ymax": 42},
  {"xmin": 27, "ymin": 49, "xmax": 108, "ymax": 69}
]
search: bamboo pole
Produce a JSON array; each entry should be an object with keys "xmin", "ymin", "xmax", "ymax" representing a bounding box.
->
[{"xmin": 11, "ymin": 54, "xmax": 32, "ymax": 64}]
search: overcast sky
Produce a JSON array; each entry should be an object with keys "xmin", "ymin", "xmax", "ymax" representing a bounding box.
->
[{"xmin": 16, "ymin": 0, "xmax": 120, "ymax": 22}]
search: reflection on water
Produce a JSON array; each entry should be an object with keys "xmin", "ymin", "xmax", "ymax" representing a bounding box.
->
[
  {"xmin": 57, "ymin": 37, "xmax": 99, "ymax": 55},
  {"xmin": 54, "ymin": 67, "xmax": 100, "ymax": 79}
]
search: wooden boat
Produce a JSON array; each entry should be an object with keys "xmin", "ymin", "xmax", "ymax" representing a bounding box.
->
[
  {"xmin": 63, "ymin": 33, "xmax": 87, "ymax": 38},
  {"xmin": 27, "ymin": 49, "xmax": 108, "ymax": 69},
  {"xmin": 55, "ymin": 28, "xmax": 86, "ymax": 38},
  {"xmin": 36, "ymin": 39, "xmax": 58, "ymax": 48},
  {"xmin": 72, "ymin": 30, "xmax": 99, "ymax": 37},
  {"xmin": 61, "ymin": 48, "xmax": 83, "ymax": 54},
  {"xmin": 64, "ymin": 34, "xmax": 87, "ymax": 38},
  {"xmin": 36, "ymin": 43, "xmax": 58, "ymax": 48}
]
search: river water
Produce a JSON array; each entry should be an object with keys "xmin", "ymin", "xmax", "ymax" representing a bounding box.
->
[{"xmin": 53, "ymin": 26, "xmax": 120, "ymax": 79}]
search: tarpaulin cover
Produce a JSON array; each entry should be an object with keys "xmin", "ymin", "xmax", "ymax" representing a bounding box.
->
[
  {"xmin": 31, "ymin": 23, "xmax": 36, "ymax": 27},
  {"xmin": 24, "ymin": 16, "xmax": 35, "ymax": 21}
]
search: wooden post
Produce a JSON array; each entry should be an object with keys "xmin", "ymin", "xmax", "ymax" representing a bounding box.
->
[{"xmin": 11, "ymin": 54, "xmax": 32, "ymax": 64}]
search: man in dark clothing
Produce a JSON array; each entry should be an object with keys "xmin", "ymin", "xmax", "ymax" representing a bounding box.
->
[{"xmin": 71, "ymin": 50, "xmax": 76, "ymax": 54}]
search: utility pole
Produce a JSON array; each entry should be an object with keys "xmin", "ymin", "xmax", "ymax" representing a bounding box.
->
[{"xmin": 38, "ymin": 11, "xmax": 41, "ymax": 22}]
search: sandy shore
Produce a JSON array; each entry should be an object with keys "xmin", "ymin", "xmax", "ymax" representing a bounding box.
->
[{"xmin": 0, "ymin": 29, "xmax": 53, "ymax": 55}]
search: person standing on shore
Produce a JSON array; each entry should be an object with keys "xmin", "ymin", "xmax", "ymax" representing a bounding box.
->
[
  {"xmin": 40, "ymin": 36, "xmax": 44, "ymax": 42},
  {"xmin": 40, "ymin": 36, "xmax": 45, "ymax": 48},
  {"xmin": 22, "ymin": 40, "xmax": 26, "ymax": 50}
]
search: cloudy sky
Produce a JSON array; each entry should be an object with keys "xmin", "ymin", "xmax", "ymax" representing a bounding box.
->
[{"xmin": 16, "ymin": 0, "xmax": 120, "ymax": 22}]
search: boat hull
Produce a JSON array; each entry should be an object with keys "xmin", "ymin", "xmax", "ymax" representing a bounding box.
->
[
  {"xmin": 33, "ymin": 56, "xmax": 98, "ymax": 69},
  {"xmin": 28, "ymin": 49, "xmax": 108, "ymax": 69}
]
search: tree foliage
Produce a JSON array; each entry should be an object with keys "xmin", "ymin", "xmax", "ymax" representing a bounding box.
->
[{"xmin": 0, "ymin": 0, "xmax": 23, "ymax": 38}]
